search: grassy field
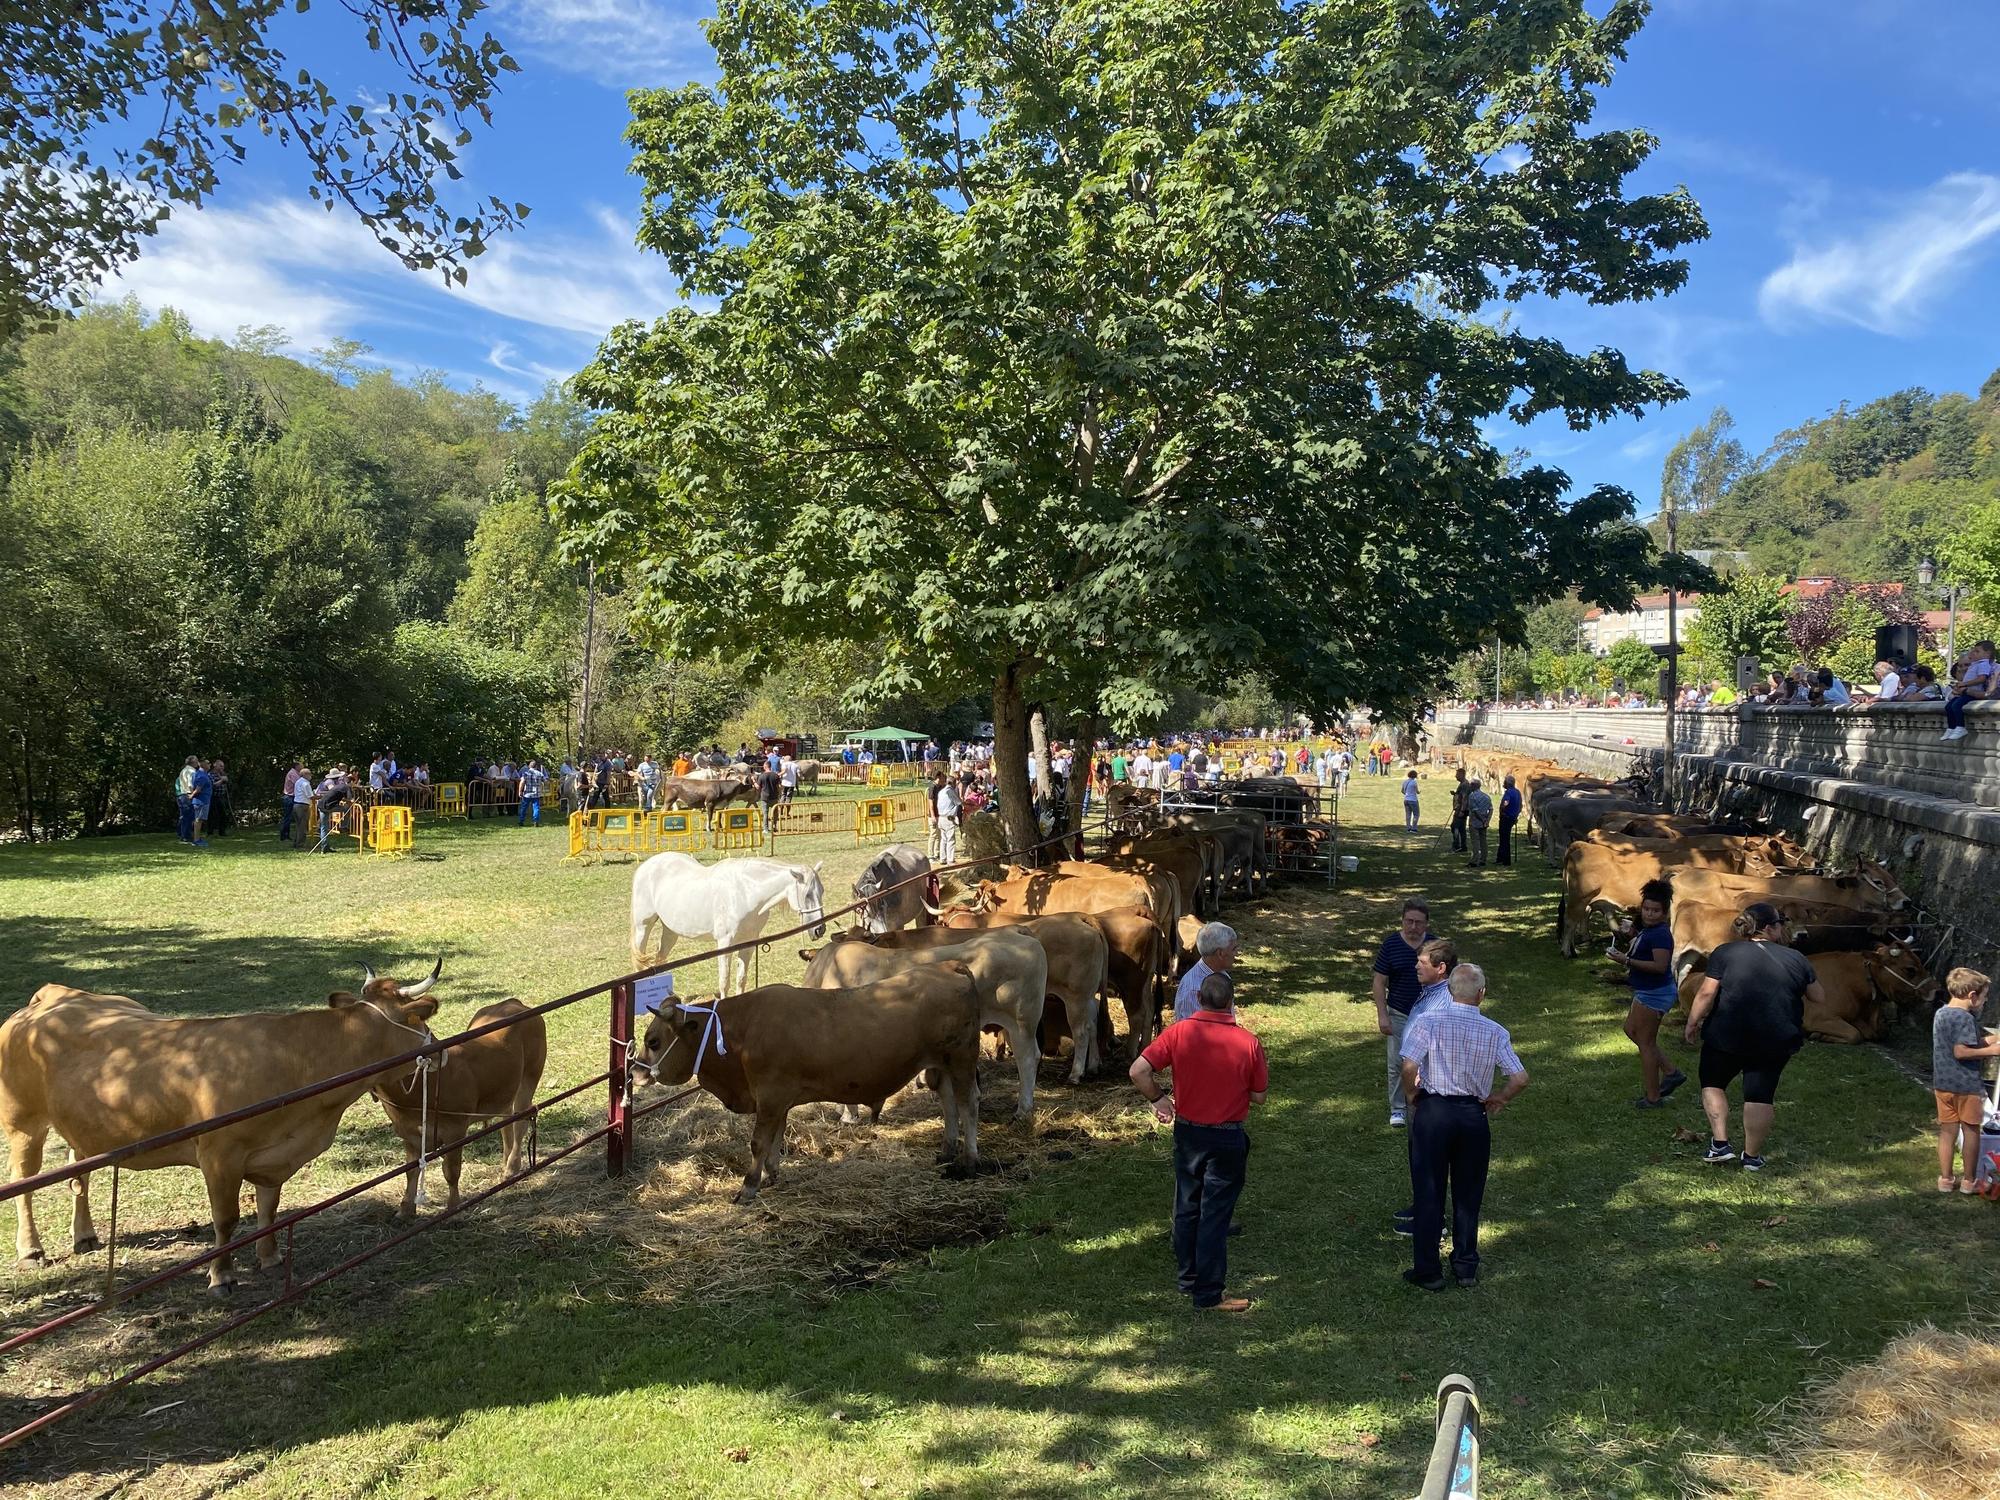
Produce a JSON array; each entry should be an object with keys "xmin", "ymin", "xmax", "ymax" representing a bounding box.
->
[{"xmin": 0, "ymin": 774, "xmax": 1977, "ymax": 1499}]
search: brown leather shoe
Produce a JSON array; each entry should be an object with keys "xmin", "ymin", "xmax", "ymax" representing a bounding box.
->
[{"xmin": 1203, "ymin": 1296, "xmax": 1253, "ymax": 1313}]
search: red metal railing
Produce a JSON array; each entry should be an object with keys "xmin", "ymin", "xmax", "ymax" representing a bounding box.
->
[{"xmin": 0, "ymin": 829, "xmax": 1084, "ymax": 1452}]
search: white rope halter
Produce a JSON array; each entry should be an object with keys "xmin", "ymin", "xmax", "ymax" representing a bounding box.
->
[{"xmin": 362, "ymin": 999, "xmax": 443, "ymax": 1207}]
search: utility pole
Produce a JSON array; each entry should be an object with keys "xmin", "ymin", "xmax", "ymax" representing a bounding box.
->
[
  {"xmin": 1494, "ymin": 635, "xmax": 1502, "ymax": 706},
  {"xmin": 576, "ymin": 559, "xmax": 597, "ymax": 759},
  {"xmin": 1663, "ymin": 498, "xmax": 1679, "ymax": 808}
]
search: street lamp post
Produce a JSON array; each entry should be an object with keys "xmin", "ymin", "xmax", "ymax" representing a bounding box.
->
[{"xmin": 1918, "ymin": 557, "xmax": 1960, "ymax": 673}]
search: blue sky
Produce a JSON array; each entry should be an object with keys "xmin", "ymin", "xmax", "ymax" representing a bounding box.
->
[{"xmin": 102, "ymin": 0, "xmax": 2000, "ymax": 516}]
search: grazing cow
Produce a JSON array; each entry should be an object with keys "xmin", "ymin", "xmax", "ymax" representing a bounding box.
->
[
  {"xmin": 853, "ymin": 844, "xmax": 934, "ymax": 934},
  {"xmin": 659, "ymin": 774, "xmax": 757, "ymax": 828},
  {"xmin": 371, "ymin": 998, "xmax": 547, "ymax": 1218},
  {"xmin": 1, "ymin": 961, "xmax": 445, "ymax": 1293},
  {"xmin": 803, "ymin": 929, "xmax": 1047, "ymax": 1117},
  {"xmin": 632, "ymin": 967, "xmax": 982, "ymax": 1203}
]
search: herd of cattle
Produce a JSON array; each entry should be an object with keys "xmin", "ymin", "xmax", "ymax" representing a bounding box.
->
[
  {"xmin": 8, "ymin": 755, "xmax": 1930, "ymax": 1295},
  {"xmin": 1461, "ymin": 749, "xmax": 1942, "ymax": 1043},
  {"xmin": 0, "ymin": 782, "xmax": 1316, "ymax": 1286}
]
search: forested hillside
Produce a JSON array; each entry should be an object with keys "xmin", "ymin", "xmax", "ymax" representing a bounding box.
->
[{"xmin": 1666, "ymin": 369, "xmax": 2000, "ymax": 585}]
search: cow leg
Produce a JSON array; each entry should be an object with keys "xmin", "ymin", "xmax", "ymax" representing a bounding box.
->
[
  {"xmin": 398, "ymin": 1135, "xmax": 423, "ymax": 1219},
  {"xmin": 955, "ymin": 1055, "xmax": 980, "ymax": 1169},
  {"xmin": 1002, "ymin": 1019, "xmax": 1035, "ymax": 1121},
  {"xmin": 736, "ymin": 1106, "xmax": 788, "ymax": 1204},
  {"xmin": 441, "ymin": 1126, "xmax": 468, "ymax": 1210},
  {"xmin": 253, "ymin": 1182, "xmax": 283, "ymax": 1270},
  {"xmin": 1068, "ymin": 994, "xmax": 1101, "ymax": 1082},
  {"xmin": 201, "ymin": 1167, "xmax": 245, "ymax": 1295},
  {"xmin": 69, "ymin": 1160, "xmax": 99, "ymax": 1255},
  {"xmin": 935, "ymin": 1069, "xmax": 961, "ymax": 1164},
  {"xmin": 6, "ymin": 1125, "xmax": 48, "ymax": 1266}
]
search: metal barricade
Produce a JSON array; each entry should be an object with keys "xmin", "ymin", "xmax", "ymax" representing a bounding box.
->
[
  {"xmin": 366, "ymin": 805, "xmax": 413, "ymax": 856},
  {"xmin": 867, "ymin": 764, "xmax": 891, "ymax": 787},
  {"xmin": 650, "ymin": 810, "xmax": 706, "ymax": 852},
  {"xmin": 769, "ymin": 802, "xmax": 847, "ymax": 843},
  {"xmin": 435, "ymin": 782, "xmax": 467, "ymax": 819},
  {"xmin": 567, "ymin": 807, "xmax": 658, "ymax": 859},
  {"xmin": 710, "ymin": 807, "xmax": 763, "ymax": 851},
  {"xmin": 854, "ymin": 796, "xmax": 897, "ymax": 843}
]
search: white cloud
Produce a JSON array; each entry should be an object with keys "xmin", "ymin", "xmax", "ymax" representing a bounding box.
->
[
  {"xmin": 1619, "ymin": 429, "xmax": 1673, "ymax": 463},
  {"xmin": 1758, "ymin": 172, "xmax": 2000, "ymax": 335},
  {"xmin": 498, "ymin": 0, "xmax": 714, "ymax": 89},
  {"xmin": 100, "ymin": 195, "xmax": 680, "ymax": 362}
]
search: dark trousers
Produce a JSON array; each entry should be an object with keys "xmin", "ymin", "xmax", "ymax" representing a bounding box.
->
[
  {"xmin": 1409, "ymin": 1094, "xmax": 1490, "ymax": 1281},
  {"xmin": 176, "ymin": 795, "xmax": 195, "ymax": 842},
  {"xmin": 518, "ymin": 794, "xmax": 540, "ymax": 826},
  {"xmin": 1947, "ymin": 693, "xmax": 1974, "ymax": 730},
  {"xmin": 278, "ymin": 801, "xmax": 293, "ymax": 841},
  {"xmin": 1497, "ymin": 816, "xmax": 1517, "ymax": 865},
  {"xmin": 1172, "ymin": 1121, "xmax": 1248, "ymax": 1307},
  {"xmin": 1450, "ymin": 813, "xmax": 1468, "ymax": 851}
]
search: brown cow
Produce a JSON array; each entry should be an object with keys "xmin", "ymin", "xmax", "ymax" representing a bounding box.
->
[
  {"xmin": 372, "ymin": 997, "xmax": 547, "ymax": 1218},
  {"xmin": 979, "ymin": 866, "xmax": 1163, "ymax": 933},
  {"xmin": 1669, "ymin": 866, "xmax": 1907, "ymax": 915},
  {"xmin": 808, "ymin": 924, "xmax": 1112, "ymax": 1088},
  {"xmin": 1, "ymin": 960, "xmax": 445, "ymax": 1293},
  {"xmin": 803, "ymin": 930, "xmax": 1044, "ymax": 1115},
  {"xmin": 660, "ymin": 774, "xmax": 757, "ymax": 828},
  {"xmin": 1668, "ymin": 897, "xmax": 1894, "ymax": 979},
  {"xmin": 1559, "ymin": 837, "xmax": 1790, "ymax": 956},
  {"xmin": 1675, "ymin": 943, "xmax": 1935, "ymax": 1043},
  {"xmin": 1103, "ymin": 834, "xmax": 1208, "ymax": 923},
  {"xmin": 934, "ymin": 909, "xmax": 1139, "ymax": 1070},
  {"xmin": 632, "ymin": 967, "xmax": 982, "ymax": 1202}
]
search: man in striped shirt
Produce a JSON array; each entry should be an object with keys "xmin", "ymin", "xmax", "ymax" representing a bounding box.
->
[{"xmin": 1398, "ymin": 964, "xmax": 1529, "ymax": 1290}]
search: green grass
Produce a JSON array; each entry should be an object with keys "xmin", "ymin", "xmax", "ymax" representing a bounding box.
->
[{"xmin": 0, "ymin": 775, "xmax": 1972, "ymax": 1499}]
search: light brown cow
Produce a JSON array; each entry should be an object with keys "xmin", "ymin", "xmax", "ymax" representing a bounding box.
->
[
  {"xmin": 1559, "ymin": 837, "xmax": 1790, "ymax": 956},
  {"xmin": 1, "ymin": 961, "xmax": 445, "ymax": 1293},
  {"xmin": 1668, "ymin": 898, "xmax": 1893, "ymax": 979},
  {"xmin": 814, "ymin": 917, "xmax": 1106, "ymax": 1080},
  {"xmin": 942, "ymin": 905, "xmax": 1164, "ymax": 1062},
  {"xmin": 1675, "ymin": 943, "xmax": 1934, "ymax": 1043},
  {"xmin": 1102, "ymin": 835, "xmax": 1208, "ymax": 923},
  {"xmin": 371, "ymin": 997, "xmax": 547, "ymax": 1218},
  {"xmin": 979, "ymin": 867, "xmax": 1163, "ymax": 933},
  {"xmin": 1668, "ymin": 866, "xmax": 1906, "ymax": 915},
  {"xmin": 1019, "ymin": 860, "xmax": 1183, "ymax": 938},
  {"xmin": 803, "ymin": 928, "xmax": 1048, "ymax": 1115},
  {"xmin": 633, "ymin": 967, "xmax": 982, "ymax": 1202}
]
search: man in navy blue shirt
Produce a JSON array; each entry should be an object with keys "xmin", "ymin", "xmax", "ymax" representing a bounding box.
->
[
  {"xmin": 1371, "ymin": 898, "xmax": 1435, "ymax": 1126},
  {"xmin": 1496, "ymin": 775, "xmax": 1523, "ymax": 866}
]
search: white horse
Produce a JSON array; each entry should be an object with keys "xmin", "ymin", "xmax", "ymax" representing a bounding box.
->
[{"xmin": 630, "ymin": 854, "xmax": 827, "ymax": 995}]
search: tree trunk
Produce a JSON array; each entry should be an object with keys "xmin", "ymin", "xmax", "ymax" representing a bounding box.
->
[
  {"xmin": 991, "ymin": 662, "xmax": 1039, "ymax": 856},
  {"xmin": 1028, "ymin": 706, "xmax": 1052, "ymax": 800}
]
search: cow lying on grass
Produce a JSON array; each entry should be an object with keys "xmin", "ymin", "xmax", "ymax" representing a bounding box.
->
[
  {"xmin": 1, "ymin": 960, "xmax": 445, "ymax": 1294},
  {"xmin": 632, "ymin": 966, "xmax": 982, "ymax": 1204}
]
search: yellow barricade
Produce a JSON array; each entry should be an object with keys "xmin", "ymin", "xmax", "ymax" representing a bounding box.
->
[
  {"xmin": 770, "ymin": 802, "xmax": 847, "ymax": 841},
  {"xmin": 366, "ymin": 805, "xmax": 413, "ymax": 856},
  {"xmin": 854, "ymin": 797, "xmax": 896, "ymax": 844},
  {"xmin": 650, "ymin": 810, "xmax": 706, "ymax": 852},
  {"xmin": 435, "ymin": 781, "xmax": 467, "ymax": 819},
  {"xmin": 890, "ymin": 790, "xmax": 929, "ymax": 822},
  {"xmin": 867, "ymin": 764, "xmax": 891, "ymax": 788},
  {"xmin": 711, "ymin": 807, "xmax": 763, "ymax": 851},
  {"xmin": 568, "ymin": 806, "xmax": 668, "ymax": 859}
]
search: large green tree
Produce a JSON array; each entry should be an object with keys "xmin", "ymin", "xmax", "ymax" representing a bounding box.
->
[
  {"xmin": 558, "ymin": 0, "xmax": 1706, "ymax": 846},
  {"xmin": 1682, "ymin": 572, "xmax": 1791, "ymax": 680},
  {"xmin": 2, "ymin": 0, "xmax": 528, "ymax": 337}
]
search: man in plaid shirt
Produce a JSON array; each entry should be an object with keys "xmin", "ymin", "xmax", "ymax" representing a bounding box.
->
[{"xmin": 1398, "ymin": 963, "xmax": 1529, "ymax": 1290}]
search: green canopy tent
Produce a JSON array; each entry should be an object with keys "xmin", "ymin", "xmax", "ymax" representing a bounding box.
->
[{"xmin": 846, "ymin": 726, "xmax": 928, "ymax": 743}]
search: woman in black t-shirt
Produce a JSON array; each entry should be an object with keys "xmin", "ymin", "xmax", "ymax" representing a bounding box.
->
[{"xmin": 1683, "ymin": 902, "xmax": 1825, "ymax": 1172}]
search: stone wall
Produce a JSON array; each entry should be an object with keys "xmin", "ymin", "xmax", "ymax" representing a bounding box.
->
[{"xmin": 1432, "ymin": 702, "xmax": 2000, "ymax": 980}]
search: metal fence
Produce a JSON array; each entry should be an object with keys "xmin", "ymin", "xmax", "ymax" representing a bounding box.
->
[{"xmin": 0, "ymin": 831, "xmax": 1077, "ymax": 1452}]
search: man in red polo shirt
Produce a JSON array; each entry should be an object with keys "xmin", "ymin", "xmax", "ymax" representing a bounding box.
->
[{"xmin": 1129, "ymin": 971, "xmax": 1269, "ymax": 1312}]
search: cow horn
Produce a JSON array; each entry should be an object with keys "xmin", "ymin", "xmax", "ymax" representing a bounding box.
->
[
  {"xmin": 922, "ymin": 899, "xmax": 942, "ymax": 917},
  {"xmin": 363, "ymin": 963, "xmax": 377, "ymax": 985},
  {"xmin": 403, "ymin": 955, "xmax": 443, "ymax": 999}
]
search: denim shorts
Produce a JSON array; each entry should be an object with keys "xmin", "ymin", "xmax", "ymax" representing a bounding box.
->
[{"xmin": 1631, "ymin": 986, "xmax": 1678, "ymax": 1015}]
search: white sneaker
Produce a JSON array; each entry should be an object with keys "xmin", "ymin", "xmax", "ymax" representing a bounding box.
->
[
  {"xmin": 1389, "ymin": 1111, "xmax": 1407, "ymax": 1128},
  {"xmin": 1948, "ymin": 726, "xmax": 1969, "ymax": 741}
]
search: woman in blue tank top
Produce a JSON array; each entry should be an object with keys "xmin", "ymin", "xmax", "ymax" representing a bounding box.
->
[{"xmin": 1612, "ymin": 878, "xmax": 1688, "ymax": 1108}]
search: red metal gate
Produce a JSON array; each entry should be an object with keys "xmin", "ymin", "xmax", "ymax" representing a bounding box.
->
[{"xmin": 0, "ymin": 831, "xmax": 1076, "ymax": 1452}]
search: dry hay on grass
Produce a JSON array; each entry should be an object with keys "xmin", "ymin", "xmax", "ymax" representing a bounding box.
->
[
  {"xmin": 611, "ymin": 1074, "xmax": 1151, "ymax": 1305},
  {"xmin": 1691, "ymin": 1322, "xmax": 2000, "ymax": 1500}
]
